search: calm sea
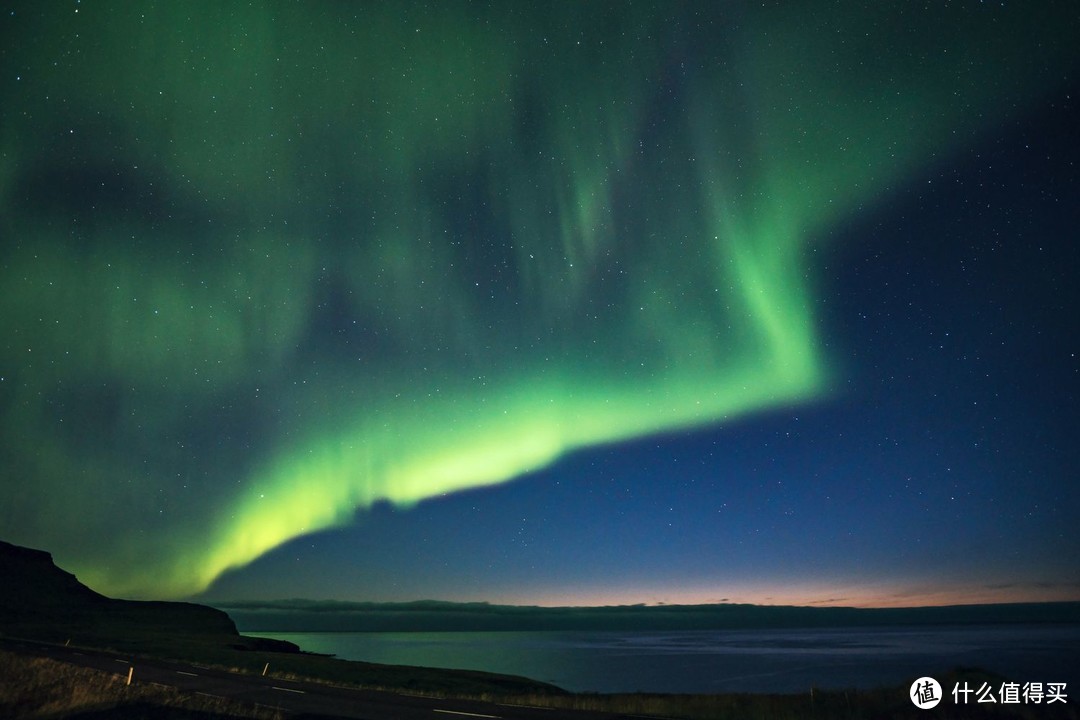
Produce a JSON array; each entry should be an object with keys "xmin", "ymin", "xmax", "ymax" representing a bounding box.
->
[{"xmin": 246, "ymin": 624, "xmax": 1080, "ymax": 694}]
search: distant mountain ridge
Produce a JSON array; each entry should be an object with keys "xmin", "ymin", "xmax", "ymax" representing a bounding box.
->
[
  {"xmin": 218, "ymin": 597, "xmax": 1080, "ymax": 633},
  {"xmin": 0, "ymin": 540, "xmax": 295, "ymax": 653}
]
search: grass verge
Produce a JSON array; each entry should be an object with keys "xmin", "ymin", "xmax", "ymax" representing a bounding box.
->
[{"xmin": 0, "ymin": 650, "xmax": 283, "ymax": 720}]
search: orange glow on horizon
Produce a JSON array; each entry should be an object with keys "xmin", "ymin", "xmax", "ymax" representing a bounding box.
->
[{"xmin": 481, "ymin": 581, "xmax": 1080, "ymax": 610}]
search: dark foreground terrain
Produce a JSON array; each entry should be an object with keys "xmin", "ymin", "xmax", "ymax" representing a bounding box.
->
[
  {"xmin": 0, "ymin": 541, "xmax": 562, "ymax": 694},
  {"xmin": 3, "ymin": 540, "xmax": 1076, "ymax": 719}
]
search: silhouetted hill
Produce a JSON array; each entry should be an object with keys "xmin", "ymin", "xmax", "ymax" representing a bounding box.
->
[
  {"xmin": 0, "ymin": 541, "xmax": 107, "ymax": 614},
  {"xmin": 0, "ymin": 540, "xmax": 295, "ymax": 654}
]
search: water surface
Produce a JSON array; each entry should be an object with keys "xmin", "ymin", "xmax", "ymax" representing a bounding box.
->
[{"xmin": 248, "ymin": 624, "xmax": 1080, "ymax": 693}]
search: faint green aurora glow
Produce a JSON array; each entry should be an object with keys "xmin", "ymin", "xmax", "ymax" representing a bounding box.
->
[{"xmin": 0, "ymin": 2, "xmax": 1074, "ymax": 597}]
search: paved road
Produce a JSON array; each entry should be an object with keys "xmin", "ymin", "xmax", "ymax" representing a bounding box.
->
[{"xmin": 2, "ymin": 637, "xmax": 644, "ymax": 720}]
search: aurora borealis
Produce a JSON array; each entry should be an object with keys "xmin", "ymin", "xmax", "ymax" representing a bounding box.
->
[{"xmin": 2, "ymin": 2, "xmax": 1078, "ymax": 606}]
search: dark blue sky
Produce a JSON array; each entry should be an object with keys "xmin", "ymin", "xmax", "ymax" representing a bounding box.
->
[{"xmin": 201, "ymin": 87, "xmax": 1080, "ymax": 607}]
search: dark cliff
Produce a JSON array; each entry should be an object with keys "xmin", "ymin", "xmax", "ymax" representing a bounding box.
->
[{"xmin": 0, "ymin": 540, "xmax": 295, "ymax": 653}]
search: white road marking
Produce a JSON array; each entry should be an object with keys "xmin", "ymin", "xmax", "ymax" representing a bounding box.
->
[
  {"xmin": 177, "ymin": 670, "xmax": 198, "ymax": 676},
  {"xmin": 272, "ymin": 686, "xmax": 306, "ymax": 694},
  {"xmin": 113, "ymin": 659, "xmax": 129, "ymax": 664},
  {"xmin": 433, "ymin": 710, "xmax": 501, "ymax": 719},
  {"xmin": 196, "ymin": 692, "xmax": 224, "ymax": 700}
]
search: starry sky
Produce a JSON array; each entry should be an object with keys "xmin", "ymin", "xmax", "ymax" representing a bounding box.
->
[{"xmin": 1, "ymin": 1, "xmax": 1077, "ymax": 608}]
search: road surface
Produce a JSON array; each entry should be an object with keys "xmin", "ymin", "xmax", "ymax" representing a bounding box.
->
[{"xmin": 1, "ymin": 637, "xmax": 647, "ymax": 720}]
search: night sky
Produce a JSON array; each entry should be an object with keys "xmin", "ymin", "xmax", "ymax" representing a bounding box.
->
[{"xmin": 1, "ymin": 2, "xmax": 1077, "ymax": 608}]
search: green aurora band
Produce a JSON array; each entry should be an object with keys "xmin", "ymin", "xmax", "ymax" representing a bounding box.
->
[{"xmin": 1, "ymin": 2, "xmax": 1075, "ymax": 597}]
